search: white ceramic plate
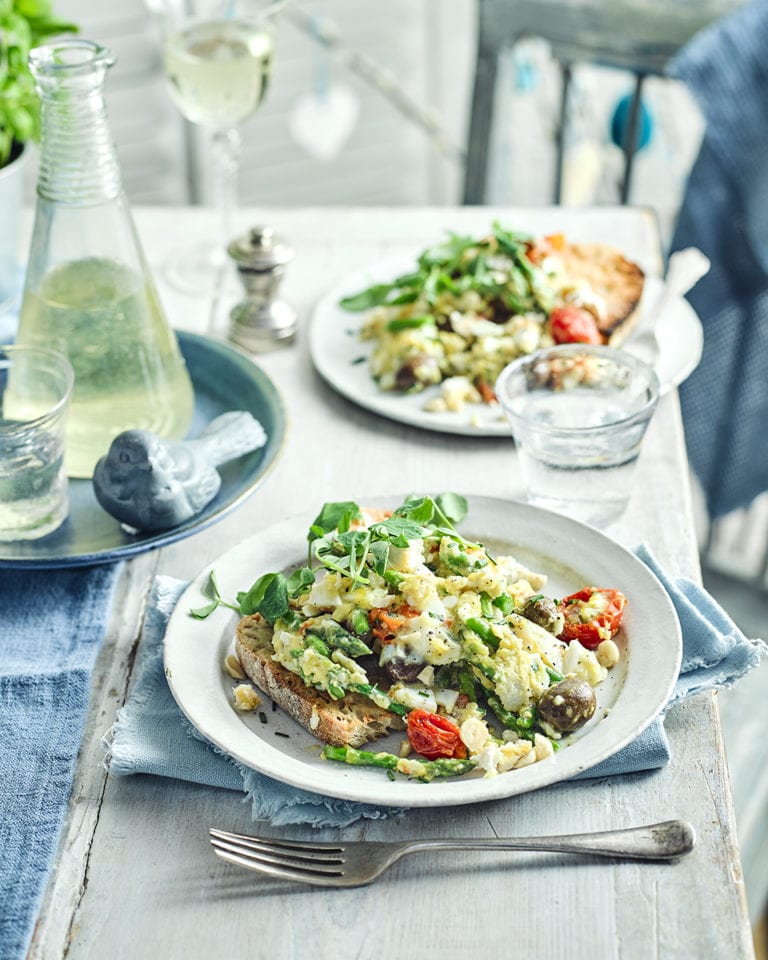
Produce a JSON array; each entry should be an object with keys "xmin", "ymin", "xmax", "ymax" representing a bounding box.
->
[
  {"xmin": 309, "ymin": 259, "xmax": 703, "ymax": 437},
  {"xmin": 163, "ymin": 496, "xmax": 682, "ymax": 808}
]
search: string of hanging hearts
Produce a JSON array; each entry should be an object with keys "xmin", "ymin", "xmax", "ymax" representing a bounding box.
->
[{"xmin": 282, "ymin": 4, "xmax": 466, "ymax": 164}]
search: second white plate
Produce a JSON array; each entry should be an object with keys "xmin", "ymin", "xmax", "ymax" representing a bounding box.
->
[
  {"xmin": 163, "ymin": 495, "xmax": 682, "ymax": 808},
  {"xmin": 309, "ymin": 259, "xmax": 703, "ymax": 437}
]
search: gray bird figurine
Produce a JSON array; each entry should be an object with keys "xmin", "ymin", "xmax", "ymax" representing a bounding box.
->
[{"xmin": 92, "ymin": 411, "xmax": 267, "ymax": 531}]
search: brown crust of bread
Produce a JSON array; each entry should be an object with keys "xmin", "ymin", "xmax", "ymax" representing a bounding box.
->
[
  {"xmin": 558, "ymin": 242, "xmax": 645, "ymax": 345},
  {"xmin": 235, "ymin": 613, "xmax": 404, "ymax": 748}
]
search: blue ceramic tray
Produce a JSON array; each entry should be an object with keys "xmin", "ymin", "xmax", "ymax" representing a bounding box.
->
[{"xmin": 0, "ymin": 331, "xmax": 286, "ymax": 568}]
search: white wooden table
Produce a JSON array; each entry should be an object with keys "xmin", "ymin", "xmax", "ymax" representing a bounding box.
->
[{"xmin": 29, "ymin": 207, "xmax": 754, "ymax": 959}]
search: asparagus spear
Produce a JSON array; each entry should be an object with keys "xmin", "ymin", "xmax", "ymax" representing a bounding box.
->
[
  {"xmin": 460, "ymin": 628, "xmax": 497, "ymax": 680},
  {"xmin": 309, "ymin": 619, "xmax": 372, "ymax": 657},
  {"xmin": 350, "ymin": 683, "xmax": 408, "ymax": 717},
  {"xmin": 485, "ymin": 694, "xmax": 538, "ymax": 742},
  {"xmin": 322, "ymin": 745, "xmax": 476, "ymax": 781}
]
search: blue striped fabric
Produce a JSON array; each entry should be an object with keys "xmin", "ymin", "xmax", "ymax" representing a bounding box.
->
[
  {"xmin": 0, "ymin": 565, "xmax": 121, "ymax": 960},
  {"xmin": 670, "ymin": 0, "xmax": 768, "ymax": 517}
]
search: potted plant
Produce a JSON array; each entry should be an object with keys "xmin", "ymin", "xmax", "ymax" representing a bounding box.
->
[{"xmin": 1, "ymin": 0, "xmax": 76, "ymax": 309}]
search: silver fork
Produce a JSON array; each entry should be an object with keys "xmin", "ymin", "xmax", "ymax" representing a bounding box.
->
[{"xmin": 209, "ymin": 820, "xmax": 695, "ymax": 887}]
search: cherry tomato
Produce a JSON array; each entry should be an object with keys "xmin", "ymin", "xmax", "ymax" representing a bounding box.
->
[
  {"xmin": 406, "ymin": 709, "xmax": 467, "ymax": 760},
  {"xmin": 368, "ymin": 604, "xmax": 421, "ymax": 642},
  {"xmin": 549, "ymin": 305, "xmax": 603, "ymax": 345},
  {"xmin": 557, "ymin": 587, "xmax": 626, "ymax": 649},
  {"xmin": 524, "ymin": 233, "xmax": 565, "ymax": 264}
]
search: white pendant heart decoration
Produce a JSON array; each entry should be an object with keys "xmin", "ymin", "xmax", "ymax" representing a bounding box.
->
[{"xmin": 288, "ymin": 84, "xmax": 360, "ymax": 161}]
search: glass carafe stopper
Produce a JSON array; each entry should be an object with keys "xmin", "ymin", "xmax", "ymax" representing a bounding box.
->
[{"xmin": 227, "ymin": 225, "xmax": 296, "ymax": 351}]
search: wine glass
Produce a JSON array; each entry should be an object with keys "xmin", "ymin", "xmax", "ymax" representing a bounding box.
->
[{"xmin": 152, "ymin": 0, "xmax": 280, "ymax": 295}]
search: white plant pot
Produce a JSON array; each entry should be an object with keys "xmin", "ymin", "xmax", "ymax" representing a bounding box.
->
[{"xmin": 0, "ymin": 143, "xmax": 29, "ymax": 313}]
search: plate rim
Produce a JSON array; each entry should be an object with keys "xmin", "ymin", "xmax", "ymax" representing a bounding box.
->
[
  {"xmin": 0, "ymin": 331, "xmax": 287, "ymax": 569},
  {"xmin": 309, "ymin": 256, "xmax": 703, "ymax": 437},
  {"xmin": 163, "ymin": 494, "xmax": 682, "ymax": 808}
]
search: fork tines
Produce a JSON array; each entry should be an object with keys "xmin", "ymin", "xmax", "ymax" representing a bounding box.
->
[{"xmin": 209, "ymin": 829, "xmax": 346, "ymax": 883}]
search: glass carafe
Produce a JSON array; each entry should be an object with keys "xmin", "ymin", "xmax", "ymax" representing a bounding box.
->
[{"xmin": 16, "ymin": 39, "xmax": 195, "ymax": 479}]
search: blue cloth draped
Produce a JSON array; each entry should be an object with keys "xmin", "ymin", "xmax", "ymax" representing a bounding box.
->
[{"xmin": 670, "ymin": 0, "xmax": 768, "ymax": 517}]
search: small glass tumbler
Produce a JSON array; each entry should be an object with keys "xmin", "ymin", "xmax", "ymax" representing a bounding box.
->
[
  {"xmin": 496, "ymin": 344, "xmax": 660, "ymax": 529},
  {"xmin": 0, "ymin": 345, "xmax": 74, "ymax": 541}
]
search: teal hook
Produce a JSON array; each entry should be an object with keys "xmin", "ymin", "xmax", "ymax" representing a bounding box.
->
[{"xmin": 610, "ymin": 92, "xmax": 653, "ymax": 151}]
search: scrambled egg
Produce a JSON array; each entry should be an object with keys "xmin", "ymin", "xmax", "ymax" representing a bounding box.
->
[{"xmin": 268, "ymin": 527, "xmax": 610, "ymax": 777}]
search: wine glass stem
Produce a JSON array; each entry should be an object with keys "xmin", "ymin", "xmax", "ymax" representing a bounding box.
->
[{"xmin": 210, "ymin": 126, "xmax": 242, "ymax": 256}]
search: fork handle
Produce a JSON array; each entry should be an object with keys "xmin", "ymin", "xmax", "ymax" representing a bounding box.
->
[{"xmin": 402, "ymin": 820, "xmax": 694, "ymax": 861}]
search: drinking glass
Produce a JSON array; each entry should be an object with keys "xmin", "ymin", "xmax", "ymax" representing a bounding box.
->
[
  {"xmin": 495, "ymin": 344, "xmax": 660, "ymax": 529},
  {"xmin": 0, "ymin": 345, "xmax": 73, "ymax": 541},
  {"xmin": 153, "ymin": 0, "xmax": 280, "ymax": 295}
]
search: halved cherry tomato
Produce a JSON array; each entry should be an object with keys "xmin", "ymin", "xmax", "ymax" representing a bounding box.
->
[
  {"xmin": 525, "ymin": 233, "xmax": 565, "ymax": 264},
  {"xmin": 557, "ymin": 587, "xmax": 626, "ymax": 649},
  {"xmin": 549, "ymin": 305, "xmax": 603, "ymax": 345},
  {"xmin": 406, "ymin": 709, "xmax": 467, "ymax": 760},
  {"xmin": 368, "ymin": 603, "xmax": 421, "ymax": 642}
]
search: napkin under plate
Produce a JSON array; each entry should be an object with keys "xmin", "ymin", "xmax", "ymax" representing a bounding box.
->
[{"xmin": 104, "ymin": 547, "xmax": 766, "ymax": 828}]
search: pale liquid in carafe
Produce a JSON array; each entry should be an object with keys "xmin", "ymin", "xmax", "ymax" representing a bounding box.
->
[{"xmin": 17, "ymin": 257, "xmax": 195, "ymax": 478}]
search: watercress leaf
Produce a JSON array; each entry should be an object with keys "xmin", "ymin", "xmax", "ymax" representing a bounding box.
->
[
  {"xmin": 386, "ymin": 315, "xmax": 434, "ymax": 333},
  {"xmin": 436, "ymin": 492, "xmax": 468, "ymax": 524},
  {"xmin": 308, "ymin": 501, "xmax": 360, "ymax": 542},
  {"xmin": 423, "ymin": 267, "xmax": 439, "ymax": 306},
  {"xmin": 371, "ymin": 516, "xmax": 425, "ymax": 548},
  {"xmin": 238, "ymin": 572, "xmax": 289, "ymax": 623},
  {"xmin": 492, "ymin": 220, "xmax": 532, "ymax": 251},
  {"xmin": 189, "ymin": 600, "xmax": 219, "ymax": 620},
  {"xmin": 258, "ymin": 575, "xmax": 290, "ymax": 622},
  {"xmin": 393, "ymin": 496, "xmax": 435, "ymax": 525},
  {"xmin": 339, "ymin": 284, "xmax": 397, "ymax": 312},
  {"xmin": 286, "ymin": 566, "xmax": 316, "ymax": 597},
  {"xmin": 209, "ymin": 568, "xmax": 223, "ymax": 600},
  {"xmin": 389, "ymin": 291, "xmax": 419, "ymax": 306},
  {"xmin": 371, "ymin": 516, "xmax": 425, "ymax": 542},
  {"xmin": 337, "ymin": 506, "xmax": 358, "ymax": 535},
  {"xmin": 337, "ymin": 529, "xmax": 371, "ymax": 553},
  {"xmin": 418, "ymin": 233, "xmax": 476, "ymax": 269},
  {"xmin": 368, "ymin": 539, "xmax": 390, "ymax": 576},
  {"xmin": 392, "ymin": 271, "xmax": 422, "ymax": 287},
  {"xmin": 435, "ymin": 271, "xmax": 458, "ymax": 294}
]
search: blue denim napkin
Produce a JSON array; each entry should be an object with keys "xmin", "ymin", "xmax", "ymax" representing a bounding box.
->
[
  {"xmin": 0, "ymin": 564, "xmax": 122, "ymax": 960},
  {"xmin": 105, "ymin": 547, "xmax": 766, "ymax": 826},
  {"xmin": 669, "ymin": 0, "xmax": 768, "ymax": 517}
]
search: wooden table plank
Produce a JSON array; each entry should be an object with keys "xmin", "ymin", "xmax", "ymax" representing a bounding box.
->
[{"xmin": 29, "ymin": 207, "xmax": 753, "ymax": 960}]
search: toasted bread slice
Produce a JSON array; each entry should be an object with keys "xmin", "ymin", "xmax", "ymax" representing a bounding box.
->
[
  {"xmin": 558, "ymin": 242, "xmax": 645, "ymax": 345},
  {"xmin": 235, "ymin": 613, "xmax": 404, "ymax": 748}
]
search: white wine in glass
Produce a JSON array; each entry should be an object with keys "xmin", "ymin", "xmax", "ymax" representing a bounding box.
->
[
  {"xmin": 164, "ymin": 19, "xmax": 273, "ymax": 130},
  {"xmin": 157, "ymin": 2, "xmax": 278, "ymax": 296}
]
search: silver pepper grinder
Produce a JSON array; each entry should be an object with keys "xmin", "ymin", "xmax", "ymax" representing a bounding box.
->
[{"xmin": 227, "ymin": 226, "xmax": 297, "ymax": 351}]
